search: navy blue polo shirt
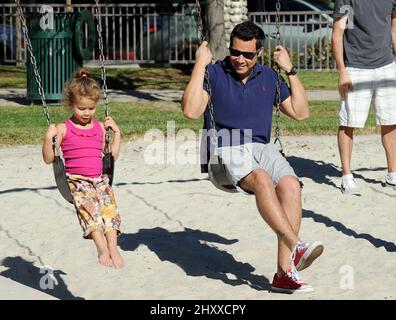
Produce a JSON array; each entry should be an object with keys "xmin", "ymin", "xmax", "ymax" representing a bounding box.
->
[{"xmin": 200, "ymin": 57, "xmax": 290, "ymax": 173}]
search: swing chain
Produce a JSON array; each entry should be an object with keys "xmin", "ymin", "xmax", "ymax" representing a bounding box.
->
[
  {"xmin": 274, "ymin": 0, "xmax": 284, "ymax": 155},
  {"xmin": 195, "ymin": 0, "xmax": 205, "ymax": 44},
  {"xmin": 15, "ymin": 0, "xmax": 51, "ymax": 128},
  {"xmin": 194, "ymin": 0, "xmax": 218, "ymax": 154},
  {"xmin": 14, "ymin": 0, "xmax": 64, "ymax": 157},
  {"xmin": 94, "ymin": 0, "xmax": 111, "ymax": 148}
]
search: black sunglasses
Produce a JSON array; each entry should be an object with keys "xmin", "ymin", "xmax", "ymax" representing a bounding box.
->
[{"xmin": 229, "ymin": 48, "xmax": 259, "ymax": 60}]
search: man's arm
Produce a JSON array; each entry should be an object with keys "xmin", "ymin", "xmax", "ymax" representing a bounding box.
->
[
  {"xmin": 392, "ymin": 11, "xmax": 396, "ymax": 55},
  {"xmin": 332, "ymin": 15, "xmax": 351, "ymax": 99},
  {"xmin": 279, "ymin": 78, "xmax": 309, "ymax": 121},
  {"xmin": 273, "ymin": 45, "xmax": 309, "ymax": 121},
  {"xmin": 181, "ymin": 41, "xmax": 212, "ymax": 120}
]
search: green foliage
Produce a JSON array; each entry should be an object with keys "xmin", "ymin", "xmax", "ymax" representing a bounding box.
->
[{"xmin": 304, "ymin": 37, "xmax": 335, "ymax": 70}]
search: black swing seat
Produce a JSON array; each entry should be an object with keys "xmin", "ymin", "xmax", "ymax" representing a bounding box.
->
[
  {"xmin": 53, "ymin": 152, "xmax": 115, "ymax": 204},
  {"xmin": 102, "ymin": 152, "xmax": 115, "ymax": 185},
  {"xmin": 207, "ymin": 152, "xmax": 304, "ymax": 194},
  {"xmin": 53, "ymin": 155, "xmax": 74, "ymax": 203},
  {"xmin": 208, "ymin": 155, "xmax": 238, "ymax": 193}
]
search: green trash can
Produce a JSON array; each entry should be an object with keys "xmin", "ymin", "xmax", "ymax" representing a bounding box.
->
[{"xmin": 26, "ymin": 10, "xmax": 96, "ymax": 103}]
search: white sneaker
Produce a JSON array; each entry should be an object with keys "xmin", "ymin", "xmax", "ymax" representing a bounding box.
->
[
  {"xmin": 341, "ymin": 174, "xmax": 360, "ymax": 195},
  {"xmin": 385, "ymin": 172, "xmax": 396, "ymax": 188}
]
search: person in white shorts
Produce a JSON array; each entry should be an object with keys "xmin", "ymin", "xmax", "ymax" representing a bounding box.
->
[{"xmin": 332, "ymin": 0, "xmax": 396, "ymax": 194}]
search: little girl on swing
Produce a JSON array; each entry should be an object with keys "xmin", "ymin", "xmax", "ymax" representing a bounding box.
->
[{"xmin": 42, "ymin": 68, "xmax": 124, "ymax": 268}]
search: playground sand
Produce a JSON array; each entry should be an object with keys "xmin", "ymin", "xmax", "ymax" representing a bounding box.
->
[{"xmin": 0, "ymin": 135, "xmax": 395, "ymax": 300}]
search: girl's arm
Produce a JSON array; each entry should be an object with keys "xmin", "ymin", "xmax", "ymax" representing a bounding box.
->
[
  {"xmin": 101, "ymin": 117, "xmax": 121, "ymax": 160},
  {"xmin": 42, "ymin": 124, "xmax": 66, "ymax": 164}
]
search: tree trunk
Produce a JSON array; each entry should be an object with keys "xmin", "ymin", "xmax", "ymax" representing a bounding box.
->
[
  {"xmin": 15, "ymin": 15, "xmax": 22, "ymax": 66},
  {"xmin": 206, "ymin": 0, "xmax": 227, "ymax": 61},
  {"xmin": 65, "ymin": 0, "xmax": 73, "ymax": 13}
]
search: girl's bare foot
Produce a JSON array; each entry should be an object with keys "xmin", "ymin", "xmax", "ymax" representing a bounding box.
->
[
  {"xmin": 98, "ymin": 249, "xmax": 114, "ymax": 267},
  {"xmin": 108, "ymin": 246, "xmax": 125, "ymax": 268}
]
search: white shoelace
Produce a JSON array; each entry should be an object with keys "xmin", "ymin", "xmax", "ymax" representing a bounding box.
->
[{"xmin": 288, "ymin": 268, "xmax": 304, "ymax": 284}]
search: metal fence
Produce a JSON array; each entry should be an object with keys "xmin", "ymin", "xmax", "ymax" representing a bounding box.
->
[
  {"xmin": 249, "ymin": 10, "xmax": 334, "ymax": 70},
  {"xmin": 0, "ymin": 3, "xmax": 334, "ymax": 70}
]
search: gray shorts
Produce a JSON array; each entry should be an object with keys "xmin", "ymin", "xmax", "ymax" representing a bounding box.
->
[{"xmin": 218, "ymin": 143, "xmax": 297, "ymax": 193}]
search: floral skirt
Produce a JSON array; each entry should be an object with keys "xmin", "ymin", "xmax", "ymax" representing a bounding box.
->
[{"xmin": 67, "ymin": 174, "xmax": 121, "ymax": 239}]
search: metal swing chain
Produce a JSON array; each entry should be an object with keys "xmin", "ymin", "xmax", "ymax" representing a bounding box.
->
[
  {"xmin": 274, "ymin": 0, "xmax": 284, "ymax": 155},
  {"xmin": 195, "ymin": 0, "xmax": 218, "ymax": 155},
  {"xmin": 14, "ymin": 0, "xmax": 65, "ymax": 157},
  {"xmin": 94, "ymin": 0, "xmax": 111, "ymax": 153},
  {"xmin": 15, "ymin": 0, "xmax": 51, "ymax": 127}
]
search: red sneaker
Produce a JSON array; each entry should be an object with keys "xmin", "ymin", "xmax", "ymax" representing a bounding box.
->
[
  {"xmin": 271, "ymin": 268, "xmax": 314, "ymax": 294},
  {"xmin": 292, "ymin": 241, "xmax": 324, "ymax": 271}
]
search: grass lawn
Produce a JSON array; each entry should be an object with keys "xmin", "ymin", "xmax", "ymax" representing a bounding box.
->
[
  {"xmin": 298, "ymin": 71, "xmax": 338, "ymax": 90},
  {"xmin": 0, "ymin": 65, "xmax": 338, "ymax": 91},
  {"xmin": 0, "ymin": 100, "xmax": 378, "ymax": 146}
]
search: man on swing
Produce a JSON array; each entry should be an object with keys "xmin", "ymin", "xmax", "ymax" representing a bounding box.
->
[{"xmin": 182, "ymin": 21, "xmax": 324, "ymax": 294}]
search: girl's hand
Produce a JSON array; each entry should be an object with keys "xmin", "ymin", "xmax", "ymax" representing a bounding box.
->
[
  {"xmin": 45, "ymin": 124, "xmax": 58, "ymax": 140},
  {"xmin": 104, "ymin": 116, "xmax": 120, "ymax": 134}
]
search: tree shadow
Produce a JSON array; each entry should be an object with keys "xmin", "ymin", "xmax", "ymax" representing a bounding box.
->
[
  {"xmin": 119, "ymin": 227, "xmax": 271, "ymax": 291},
  {"xmin": 287, "ymin": 156, "xmax": 385, "ymax": 190},
  {"xmin": 0, "ymin": 256, "xmax": 84, "ymax": 300},
  {"xmin": 101, "ymin": 74, "xmax": 185, "ymax": 93},
  {"xmin": 303, "ymin": 209, "xmax": 396, "ymax": 252},
  {"xmin": 0, "ymin": 89, "xmax": 30, "ymax": 105},
  {"xmin": 115, "ymin": 177, "xmax": 207, "ymax": 187},
  {"xmin": 0, "ymin": 186, "xmax": 57, "ymax": 195}
]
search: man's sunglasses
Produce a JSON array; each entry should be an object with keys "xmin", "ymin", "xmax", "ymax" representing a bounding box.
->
[{"xmin": 229, "ymin": 48, "xmax": 259, "ymax": 60}]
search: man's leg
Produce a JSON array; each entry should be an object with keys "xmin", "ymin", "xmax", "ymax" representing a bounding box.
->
[
  {"xmin": 239, "ymin": 169, "xmax": 299, "ymax": 266},
  {"xmin": 338, "ymin": 126, "xmax": 354, "ymax": 176},
  {"xmin": 275, "ymin": 176, "xmax": 302, "ymax": 274},
  {"xmin": 338, "ymin": 65, "xmax": 374, "ymax": 194},
  {"xmin": 381, "ymin": 125, "xmax": 396, "ymax": 173},
  {"xmin": 338, "ymin": 126, "xmax": 361, "ymax": 194}
]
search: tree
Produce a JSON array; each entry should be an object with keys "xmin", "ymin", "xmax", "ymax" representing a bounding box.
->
[
  {"xmin": 65, "ymin": 0, "xmax": 72, "ymax": 12},
  {"xmin": 206, "ymin": 0, "xmax": 226, "ymax": 61}
]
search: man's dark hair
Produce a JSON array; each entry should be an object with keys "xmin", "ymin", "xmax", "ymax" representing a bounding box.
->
[{"xmin": 230, "ymin": 21, "xmax": 265, "ymax": 50}]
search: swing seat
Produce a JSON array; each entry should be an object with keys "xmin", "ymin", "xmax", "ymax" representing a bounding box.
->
[
  {"xmin": 52, "ymin": 153, "xmax": 115, "ymax": 204},
  {"xmin": 53, "ymin": 156, "xmax": 74, "ymax": 203},
  {"xmin": 207, "ymin": 150, "xmax": 303, "ymax": 194},
  {"xmin": 208, "ymin": 155, "xmax": 238, "ymax": 193},
  {"xmin": 102, "ymin": 152, "xmax": 115, "ymax": 186}
]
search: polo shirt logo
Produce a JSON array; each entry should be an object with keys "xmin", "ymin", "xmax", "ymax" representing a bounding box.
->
[{"xmin": 261, "ymin": 85, "xmax": 267, "ymax": 92}]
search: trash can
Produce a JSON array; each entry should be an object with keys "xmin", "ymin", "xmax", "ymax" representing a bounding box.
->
[{"xmin": 26, "ymin": 10, "xmax": 96, "ymax": 103}]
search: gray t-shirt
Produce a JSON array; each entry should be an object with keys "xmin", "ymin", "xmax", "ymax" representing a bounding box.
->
[{"xmin": 334, "ymin": 0, "xmax": 396, "ymax": 68}]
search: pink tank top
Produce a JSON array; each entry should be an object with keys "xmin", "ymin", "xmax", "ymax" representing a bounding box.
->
[{"xmin": 61, "ymin": 118, "xmax": 103, "ymax": 177}]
